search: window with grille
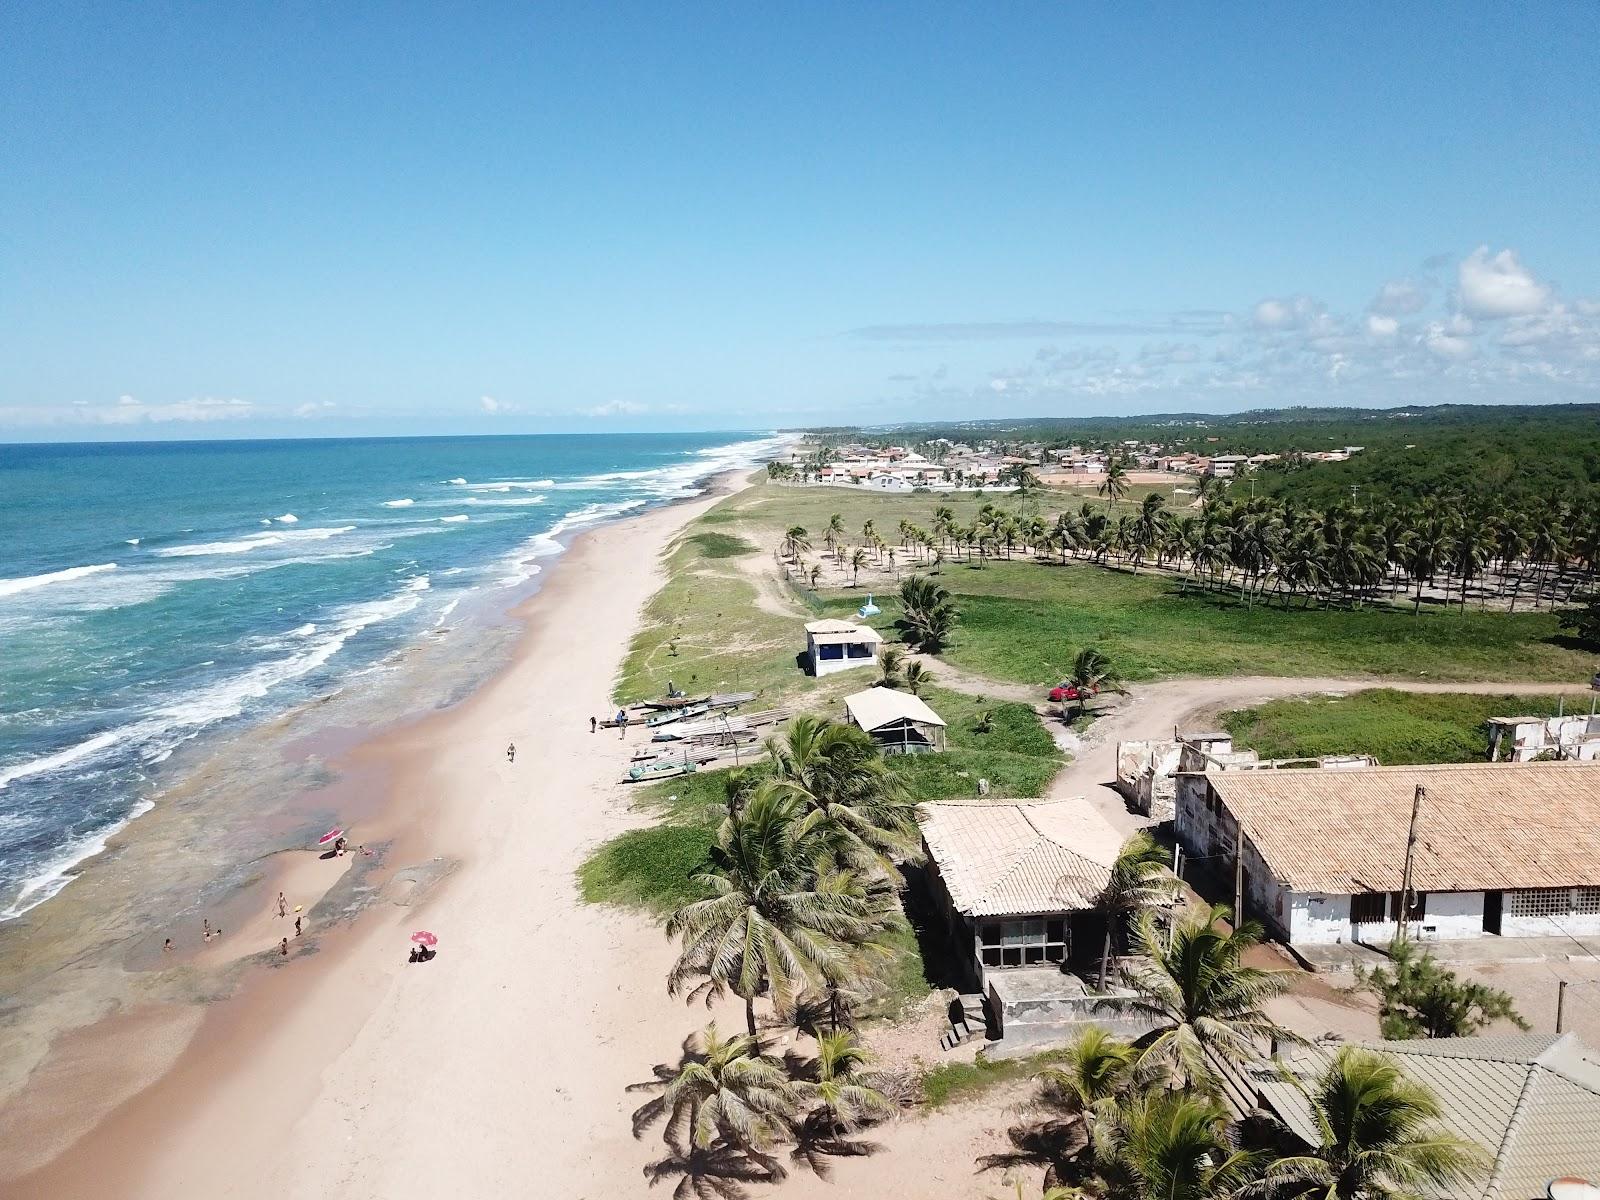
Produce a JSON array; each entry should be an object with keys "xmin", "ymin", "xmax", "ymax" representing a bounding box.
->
[
  {"xmin": 1350, "ymin": 892, "xmax": 1387, "ymax": 925},
  {"xmin": 1507, "ymin": 887, "xmax": 1600, "ymax": 919},
  {"xmin": 979, "ymin": 918, "xmax": 1069, "ymax": 967}
]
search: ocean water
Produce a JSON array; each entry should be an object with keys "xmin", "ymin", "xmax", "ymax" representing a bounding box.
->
[{"xmin": 0, "ymin": 431, "xmax": 778, "ymax": 920}]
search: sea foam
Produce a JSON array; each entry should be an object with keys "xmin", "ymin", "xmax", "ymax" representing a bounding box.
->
[{"xmin": 0, "ymin": 563, "xmax": 119, "ymax": 599}]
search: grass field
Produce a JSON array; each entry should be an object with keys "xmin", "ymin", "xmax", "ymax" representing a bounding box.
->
[
  {"xmin": 886, "ymin": 685, "xmax": 1063, "ymax": 800},
  {"xmin": 624, "ymin": 482, "xmax": 1591, "ymax": 706},
  {"xmin": 1220, "ymin": 689, "xmax": 1583, "ymax": 765}
]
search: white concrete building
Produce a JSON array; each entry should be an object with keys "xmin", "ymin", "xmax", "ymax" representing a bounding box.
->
[
  {"xmin": 1487, "ymin": 713, "xmax": 1600, "ymax": 762},
  {"xmin": 1175, "ymin": 761, "xmax": 1600, "ymax": 946},
  {"xmin": 803, "ymin": 619, "xmax": 882, "ymax": 677}
]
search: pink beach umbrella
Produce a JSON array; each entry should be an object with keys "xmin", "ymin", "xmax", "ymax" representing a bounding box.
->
[
  {"xmin": 317, "ymin": 827, "xmax": 345, "ymax": 846},
  {"xmin": 410, "ymin": 931, "xmax": 438, "ymax": 947}
]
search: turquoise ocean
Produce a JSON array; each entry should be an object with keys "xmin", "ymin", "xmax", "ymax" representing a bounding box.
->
[{"xmin": 0, "ymin": 431, "xmax": 778, "ymax": 920}]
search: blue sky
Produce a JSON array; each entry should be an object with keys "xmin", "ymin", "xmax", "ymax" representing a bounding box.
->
[{"xmin": 3, "ymin": 4, "xmax": 1598, "ymax": 440}]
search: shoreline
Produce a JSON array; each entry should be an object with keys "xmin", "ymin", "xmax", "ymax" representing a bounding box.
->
[{"xmin": 0, "ymin": 466, "xmax": 757, "ymax": 1195}]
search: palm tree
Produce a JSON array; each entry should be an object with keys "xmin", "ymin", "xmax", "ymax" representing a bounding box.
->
[
  {"xmin": 825, "ymin": 513, "xmax": 845, "ymax": 552},
  {"xmin": 798, "ymin": 1030, "xmax": 895, "ymax": 1137},
  {"xmin": 1108, "ymin": 904, "xmax": 1293, "ymax": 1088},
  {"xmin": 1096, "ymin": 832, "xmax": 1177, "ymax": 990},
  {"xmin": 1067, "ymin": 646, "xmax": 1123, "ymax": 717},
  {"xmin": 877, "ymin": 645, "xmax": 906, "ymax": 689},
  {"xmin": 1130, "ymin": 493, "xmax": 1168, "ymax": 574},
  {"xmin": 898, "ymin": 574, "xmax": 959, "ymax": 652},
  {"xmin": 1099, "ymin": 459, "xmax": 1131, "ymax": 510},
  {"xmin": 902, "ymin": 660, "xmax": 933, "ymax": 696},
  {"xmin": 1036, "ymin": 1027, "xmax": 1142, "ymax": 1119},
  {"xmin": 666, "ymin": 788, "xmax": 884, "ymax": 1037},
  {"xmin": 850, "ymin": 548, "xmax": 869, "ymax": 587},
  {"xmin": 1262, "ymin": 1045, "xmax": 1488, "ymax": 1199},
  {"xmin": 660, "ymin": 1023, "xmax": 800, "ymax": 1174},
  {"xmin": 781, "ymin": 525, "xmax": 811, "ymax": 561},
  {"xmin": 764, "ymin": 715, "xmax": 921, "ymax": 868},
  {"xmin": 1091, "ymin": 1089, "xmax": 1265, "ymax": 1200}
]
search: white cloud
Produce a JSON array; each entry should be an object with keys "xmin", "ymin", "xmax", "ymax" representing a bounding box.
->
[
  {"xmin": 1253, "ymin": 299, "xmax": 1295, "ymax": 329},
  {"xmin": 293, "ymin": 401, "xmax": 338, "ymax": 418},
  {"xmin": 1458, "ymin": 246, "xmax": 1551, "ymax": 318},
  {"xmin": 1423, "ymin": 321, "xmax": 1475, "ymax": 360},
  {"xmin": 480, "ymin": 395, "xmax": 519, "ymax": 415},
  {"xmin": 583, "ymin": 400, "xmax": 647, "ymax": 418},
  {"xmin": 0, "ymin": 396, "xmax": 257, "ymax": 427},
  {"xmin": 1369, "ymin": 280, "xmax": 1428, "ymax": 316},
  {"xmin": 1365, "ymin": 314, "xmax": 1399, "ymax": 339}
]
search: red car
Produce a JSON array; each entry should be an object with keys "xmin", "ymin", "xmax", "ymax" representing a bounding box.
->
[{"xmin": 1048, "ymin": 681, "xmax": 1097, "ymax": 703}]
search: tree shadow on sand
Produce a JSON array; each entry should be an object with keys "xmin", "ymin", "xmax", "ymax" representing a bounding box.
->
[
  {"xmin": 975, "ymin": 1116, "xmax": 1089, "ymax": 1189},
  {"xmin": 642, "ymin": 1137, "xmax": 785, "ymax": 1200},
  {"xmin": 787, "ymin": 1109, "xmax": 885, "ymax": 1180}
]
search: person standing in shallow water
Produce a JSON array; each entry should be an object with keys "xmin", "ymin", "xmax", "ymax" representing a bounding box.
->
[
  {"xmin": 280, "ymin": 937, "xmax": 289, "ymax": 957},
  {"xmin": 277, "ymin": 892, "xmax": 287, "ymax": 918}
]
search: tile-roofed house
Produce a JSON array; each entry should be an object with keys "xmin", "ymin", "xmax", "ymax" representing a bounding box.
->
[
  {"xmin": 919, "ymin": 798, "xmax": 1123, "ymax": 990},
  {"xmin": 1175, "ymin": 761, "xmax": 1600, "ymax": 946},
  {"xmin": 1224, "ymin": 1035, "xmax": 1600, "ymax": 1199}
]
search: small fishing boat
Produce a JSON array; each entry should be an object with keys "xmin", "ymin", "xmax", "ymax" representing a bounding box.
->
[
  {"xmin": 646, "ymin": 702, "xmax": 710, "ymax": 728},
  {"xmin": 626, "ymin": 758, "xmax": 698, "ymax": 782}
]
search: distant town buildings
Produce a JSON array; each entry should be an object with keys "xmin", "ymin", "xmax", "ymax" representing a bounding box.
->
[{"xmin": 781, "ymin": 436, "xmax": 1363, "ymax": 490}]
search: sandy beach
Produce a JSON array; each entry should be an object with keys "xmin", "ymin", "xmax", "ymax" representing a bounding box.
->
[{"xmin": 3, "ymin": 473, "xmax": 759, "ymax": 1198}]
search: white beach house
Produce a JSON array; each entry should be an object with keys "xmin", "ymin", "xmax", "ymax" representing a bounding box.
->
[
  {"xmin": 1175, "ymin": 761, "xmax": 1600, "ymax": 946},
  {"xmin": 803, "ymin": 619, "xmax": 882, "ymax": 677}
]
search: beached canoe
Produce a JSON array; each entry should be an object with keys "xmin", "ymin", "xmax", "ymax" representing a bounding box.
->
[
  {"xmin": 645, "ymin": 702, "xmax": 710, "ymax": 728},
  {"xmin": 626, "ymin": 758, "xmax": 698, "ymax": 782}
]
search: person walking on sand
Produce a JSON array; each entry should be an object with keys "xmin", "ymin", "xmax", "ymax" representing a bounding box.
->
[
  {"xmin": 295, "ymin": 915, "xmax": 303, "ymax": 936},
  {"xmin": 617, "ymin": 709, "xmax": 628, "ymax": 738},
  {"xmin": 280, "ymin": 937, "xmax": 289, "ymax": 958},
  {"xmin": 506, "ymin": 742, "xmax": 516, "ymax": 763},
  {"xmin": 590, "ymin": 715, "xmax": 597, "ymax": 734},
  {"xmin": 277, "ymin": 891, "xmax": 287, "ymax": 918},
  {"xmin": 203, "ymin": 918, "xmax": 212, "ymax": 944}
]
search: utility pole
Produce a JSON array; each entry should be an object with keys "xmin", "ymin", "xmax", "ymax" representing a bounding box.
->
[
  {"xmin": 1557, "ymin": 979, "xmax": 1568, "ymax": 1033},
  {"xmin": 1233, "ymin": 830, "xmax": 1245, "ymax": 924},
  {"xmin": 1397, "ymin": 785, "xmax": 1425, "ymax": 942}
]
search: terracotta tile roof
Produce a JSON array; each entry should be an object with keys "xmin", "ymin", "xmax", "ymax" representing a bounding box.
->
[
  {"xmin": 1230, "ymin": 1035, "xmax": 1600, "ymax": 1200},
  {"xmin": 1207, "ymin": 762, "xmax": 1600, "ymax": 894},
  {"xmin": 918, "ymin": 798, "xmax": 1123, "ymax": 917}
]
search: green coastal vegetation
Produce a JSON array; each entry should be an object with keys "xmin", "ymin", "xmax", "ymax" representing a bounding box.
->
[
  {"xmin": 1221, "ymin": 688, "xmax": 1581, "ymax": 765},
  {"xmin": 810, "ymin": 401, "xmax": 1600, "ymax": 509},
  {"xmin": 578, "ymin": 684, "xmax": 1063, "ymax": 916}
]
